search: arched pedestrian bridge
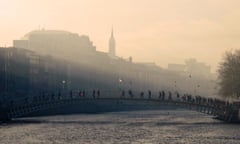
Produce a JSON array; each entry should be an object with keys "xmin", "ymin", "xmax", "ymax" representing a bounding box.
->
[{"xmin": 1, "ymin": 90, "xmax": 240, "ymax": 123}]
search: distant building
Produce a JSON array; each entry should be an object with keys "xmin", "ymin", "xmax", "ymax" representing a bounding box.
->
[
  {"xmin": 185, "ymin": 58, "xmax": 211, "ymax": 77},
  {"xmin": 13, "ymin": 29, "xmax": 96, "ymax": 58},
  {"xmin": 108, "ymin": 28, "xmax": 116, "ymax": 58},
  {"xmin": 168, "ymin": 58, "xmax": 211, "ymax": 77},
  {"xmin": 168, "ymin": 64, "xmax": 186, "ymax": 72}
]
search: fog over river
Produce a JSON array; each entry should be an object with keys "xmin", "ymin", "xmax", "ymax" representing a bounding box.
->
[{"xmin": 0, "ymin": 110, "xmax": 240, "ymax": 144}]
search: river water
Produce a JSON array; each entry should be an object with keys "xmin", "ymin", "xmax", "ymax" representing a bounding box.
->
[{"xmin": 0, "ymin": 110, "xmax": 240, "ymax": 144}]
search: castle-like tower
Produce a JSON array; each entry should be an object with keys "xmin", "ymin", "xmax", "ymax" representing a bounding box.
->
[{"xmin": 109, "ymin": 28, "xmax": 116, "ymax": 57}]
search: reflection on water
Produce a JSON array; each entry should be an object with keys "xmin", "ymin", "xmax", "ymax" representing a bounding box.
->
[{"xmin": 0, "ymin": 110, "xmax": 240, "ymax": 144}]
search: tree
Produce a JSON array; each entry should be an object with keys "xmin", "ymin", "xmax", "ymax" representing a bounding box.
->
[{"xmin": 218, "ymin": 49, "xmax": 240, "ymax": 99}]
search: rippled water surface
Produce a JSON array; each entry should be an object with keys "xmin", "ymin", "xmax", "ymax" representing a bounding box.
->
[{"xmin": 0, "ymin": 110, "xmax": 240, "ymax": 144}]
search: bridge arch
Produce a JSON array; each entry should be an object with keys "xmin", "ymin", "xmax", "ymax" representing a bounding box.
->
[{"xmin": 1, "ymin": 89, "xmax": 240, "ymax": 123}]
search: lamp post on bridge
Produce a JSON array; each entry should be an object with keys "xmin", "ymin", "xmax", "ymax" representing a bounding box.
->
[
  {"xmin": 118, "ymin": 78, "xmax": 124, "ymax": 97},
  {"xmin": 118, "ymin": 78, "xmax": 123, "ymax": 90},
  {"xmin": 62, "ymin": 80, "xmax": 66, "ymax": 91}
]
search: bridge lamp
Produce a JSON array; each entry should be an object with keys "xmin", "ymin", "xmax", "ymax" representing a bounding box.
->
[
  {"xmin": 118, "ymin": 78, "xmax": 123, "ymax": 91},
  {"xmin": 119, "ymin": 79, "xmax": 123, "ymax": 83},
  {"xmin": 62, "ymin": 80, "xmax": 66, "ymax": 90}
]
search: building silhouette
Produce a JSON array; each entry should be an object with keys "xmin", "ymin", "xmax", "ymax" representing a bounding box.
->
[
  {"xmin": 8, "ymin": 29, "xmax": 217, "ymax": 98},
  {"xmin": 13, "ymin": 29, "xmax": 96, "ymax": 58}
]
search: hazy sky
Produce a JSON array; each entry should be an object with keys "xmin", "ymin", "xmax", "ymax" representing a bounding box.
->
[{"xmin": 1, "ymin": 0, "xmax": 240, "ymax": 72}]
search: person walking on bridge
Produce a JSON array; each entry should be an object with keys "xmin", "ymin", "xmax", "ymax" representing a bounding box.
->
[
  {"xmin": 148, "ymin": 90, "xmax": 151, "ymax": 99},
  {"xmin": 168, "ymin": 91, "xmax": 172, "ymax": 101},
  {"xmin": 121, "ymin": 90, "xmax": 125, "ymax": 98},
  {"xmin": 97, "ymin": 90, "xmax": 100, "ymax": 98},
  {"xmin": 158, "ymin": 91, "xmax": 162, "ymax": 99},
  {"xmin": 128, "ymin": 90, "xmax": 133, "ymax": 98},
  {"xmin": 140, "ymin": 91, "xmax": 144, "ymax": 98},
  {"xmin": 162, "ymin": 90, "xmax": 165, "ymax": 101},
  {"xmin": 92, "ymin": 90, "xmax": 96, "ymax": 99}
]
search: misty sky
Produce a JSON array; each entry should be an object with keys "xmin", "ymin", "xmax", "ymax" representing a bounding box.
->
[{"xmin": 1, "ymin": 0, "xmax": 240, "ymax": 72}]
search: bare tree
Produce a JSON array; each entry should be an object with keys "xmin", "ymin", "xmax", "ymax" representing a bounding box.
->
[{"xmin": 218, "ymin": 50, "xmax": 240, "ymax": 99}]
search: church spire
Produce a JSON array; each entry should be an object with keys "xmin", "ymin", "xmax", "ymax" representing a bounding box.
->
[
  {"xmin": 111, "ymin": 27, "xmax": 114, "ymax": 38},
  {"xmin": 109, "ymin": 27, "xmax": 116, "ymax": 57}
]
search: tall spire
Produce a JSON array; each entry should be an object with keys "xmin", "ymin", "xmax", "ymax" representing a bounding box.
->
[
  {"xmin": 111, "ymin": 26, "xmax": 114, "ymax": 38},
  {"xmin": 109, "ymin": 27, "xmax": 116, "ymax": 57}
]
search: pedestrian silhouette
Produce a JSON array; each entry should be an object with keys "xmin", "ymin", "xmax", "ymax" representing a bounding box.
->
[
  {"xmin": 140, "ymin": 92, "xmax": 144, "ymax": 98},
  {"xmin": 92, "ymin": 90, "xmax": 96, "ymax": 98},
  {"xmin": 128, "ymin": 90, "xmax": 133, "ymax": 98},
  {"xmin": 148, "ymin": 90, "xmax": 151, "ymax": 99},
  {"xmin": 97, "ymin": 90, "xmax": 100, "ymax": 98},
  {"xmin": 159, "ymin": 91, "xmax": 162, "ymax": 99},
  {"xmin": 121, "ymin": 90, "xmax": 125, "ymax": 98}
]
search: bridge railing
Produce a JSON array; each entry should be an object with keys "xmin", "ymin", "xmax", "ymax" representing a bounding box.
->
[
  {"xmin": 1, "ymin": 88, "xmax": 239, "ymax": 122},
  {"xmin": 6, "ymin": 89, "xmax": 232, "ymax": 109}
]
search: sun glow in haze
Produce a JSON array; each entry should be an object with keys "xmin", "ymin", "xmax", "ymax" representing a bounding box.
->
[{"xmin": 1, "ymin": 0, "xmax": 240, "ymax": 72}]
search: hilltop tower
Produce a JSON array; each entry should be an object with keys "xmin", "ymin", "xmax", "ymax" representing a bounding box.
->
[{"xmin": 109, "ymin": 28, "xmax": 116, "ymax": 57}]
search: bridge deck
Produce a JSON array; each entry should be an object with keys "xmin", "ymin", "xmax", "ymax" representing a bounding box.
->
[{"xmin": 1, "ymin": 90, "xmax": 239, "ymax": 123}]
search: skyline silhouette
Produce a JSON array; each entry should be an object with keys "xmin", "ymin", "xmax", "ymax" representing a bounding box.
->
[{"xmin": 1, "ymin": 0, "xmax": 240, "ymax": 71}]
